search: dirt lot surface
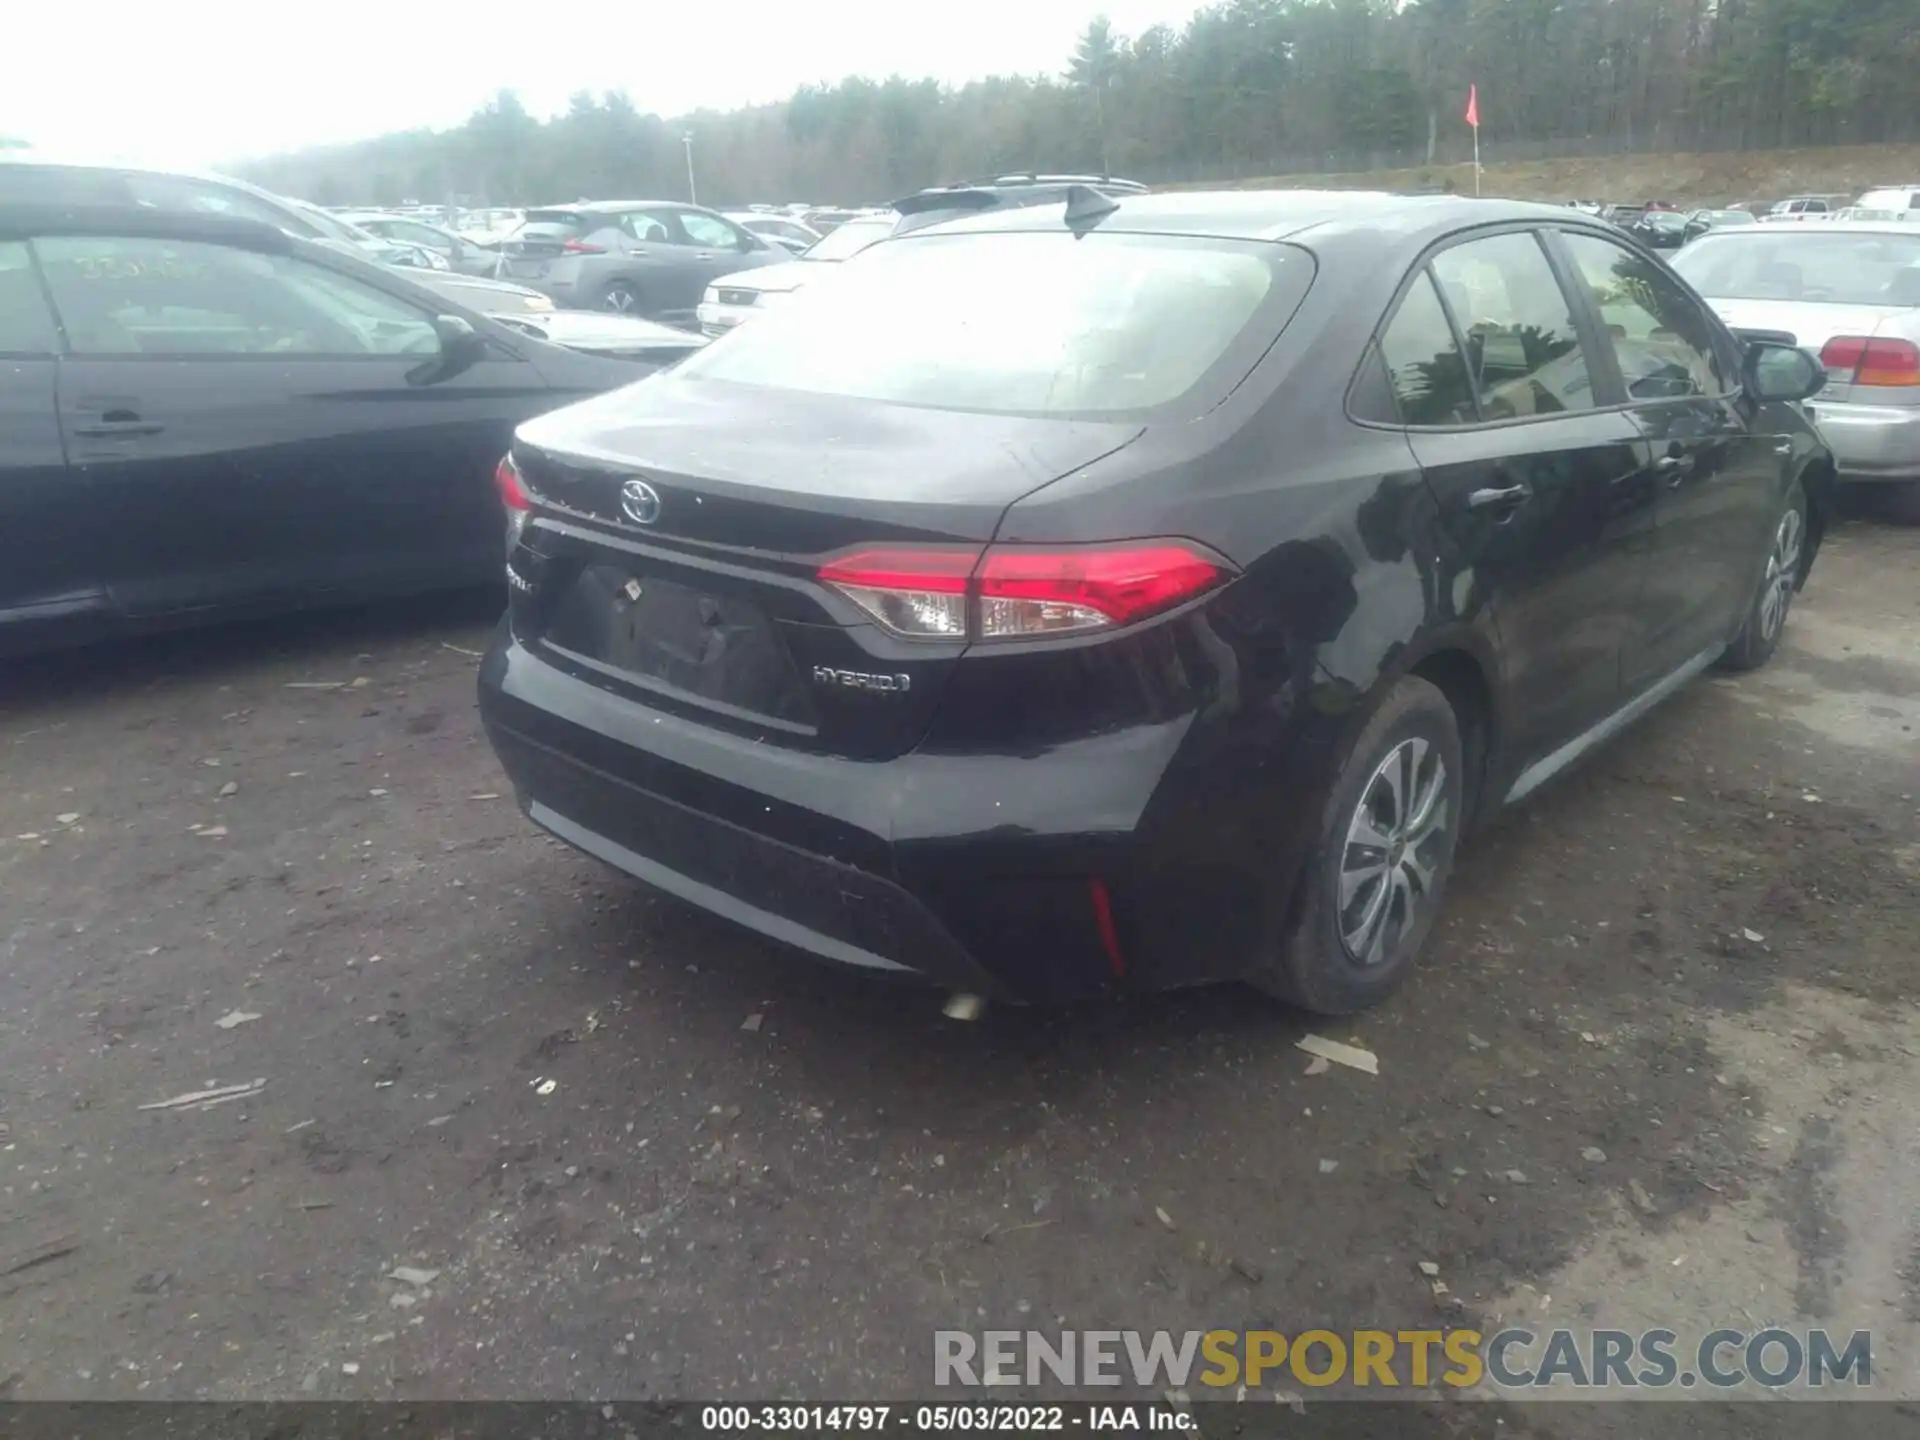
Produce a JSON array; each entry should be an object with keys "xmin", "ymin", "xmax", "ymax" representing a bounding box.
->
[
  {"xmin": 1, "ymin": 516, "xmax": 1916, "ymax": 1427},
  {"xmin": 1217, "ymin": 140, "xmax": 1920, "ymax": 208}
]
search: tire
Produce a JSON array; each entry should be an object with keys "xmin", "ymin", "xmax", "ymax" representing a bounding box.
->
[
  {"xmin": 599, "ymin": 280, "xmax": 644, "ymax": 315},
  {"xmin": 1252, "ymin": 675, "xmax": 1465, "ymax": 1015},
  {"xmin": 1717, "ymin": 480, "xmax": 1807, "ymax": 673}
]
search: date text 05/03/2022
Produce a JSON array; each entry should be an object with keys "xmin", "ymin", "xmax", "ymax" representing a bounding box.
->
[{"xmin": 699, "ymin": 1405, "xmax": 1193, "ymax": 1432}]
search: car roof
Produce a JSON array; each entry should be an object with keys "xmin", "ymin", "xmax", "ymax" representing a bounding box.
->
[
  {"xmin": 905, "ymin": 189, "xmax": 1593, "ymax": 248},
  {"xmin": 542, "ymin": 200, "xmax": 704, "ymax": 215},
  {"xmin": 1689, "ymin": 220, "xmax": 1920, "ymax": 238},
  {"xmin": 0, "ymin": 201, "xmax": 297, "ymax": 247}
]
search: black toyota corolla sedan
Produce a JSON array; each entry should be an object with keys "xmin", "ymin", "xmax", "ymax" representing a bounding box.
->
[{"xmin": 478, "ymin": 190, "xmax": 1833, "ymax": 1013}]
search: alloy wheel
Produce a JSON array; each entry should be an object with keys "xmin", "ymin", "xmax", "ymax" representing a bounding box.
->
[
  {"xmin": 1337, "ymin": 737, "xmax": 1450, "ymax": 969},
  {"xmin": 1758, "ymin": 507, "xmax": 1804, "ymax": 642},
  {"xmin": 602, "ymin": 284, "xmax": 639, "ymax": 314}
]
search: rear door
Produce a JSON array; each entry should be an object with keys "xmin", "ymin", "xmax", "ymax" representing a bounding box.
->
[
  {"xmin": 35, "ymin": 229, "xmax": 557, "ymax": 615},
  {"xmin": 1552, "ymin": 228, "xmax": 1782, "ymax": 687},
  {"xmin": 0, "ymin": 237, "xmax": 97, "ymax": 643},
  {"xmin": 1387, "ymin": 229, "xmax": 1656, "ymax": 769}
]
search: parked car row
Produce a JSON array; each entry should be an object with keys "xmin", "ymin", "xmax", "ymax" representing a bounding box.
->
[{"xmin": 0, "ymin": 160, "xmax": 1879, "ymax": 1020}]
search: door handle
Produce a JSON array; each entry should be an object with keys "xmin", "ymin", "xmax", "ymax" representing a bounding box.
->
[
  {"xmin": 1466, "ymin": 482, "xmax": 1532, "ymax": 512},
  {"xmin": 74, "ymin": 419, "xmax": 164, "ymax": 438},
  {"xmin": 692, "ymin": 252, "xmax": 715, "ymax": 260},
  {"xmin": 1654, "ymin": 452, "xmax": 1696, "ymax": 483}
]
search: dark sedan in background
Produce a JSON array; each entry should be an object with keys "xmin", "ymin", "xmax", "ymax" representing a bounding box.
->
[
  {"xmin": 479, "ymin": 189, "xmax": 1832, "ymax": 1014},
  {"xmin": 0, "ymin": 206, "xmax": 657, "ymax": 657}
]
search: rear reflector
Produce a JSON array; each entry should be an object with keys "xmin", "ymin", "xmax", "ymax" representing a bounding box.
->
[
  {"xmin": 1819, "ymin": 335, "xmax": 1920, "ymax": 387},
  {"xmin": 817, "ymin": 540, "xmax": 1232, "ymax": 641}
]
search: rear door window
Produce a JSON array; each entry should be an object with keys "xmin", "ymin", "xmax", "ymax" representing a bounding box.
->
[
  {"xmin": 1429, "ymin": 232, "xmax": 1598, "ymax": 419},
  {"xmin": 617, "ymin": 210, "xmax": 675, "ymax": 243}
]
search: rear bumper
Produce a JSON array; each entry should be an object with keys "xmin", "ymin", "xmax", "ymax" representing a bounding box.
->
[
  {"xmin": 478, "ymin": 627, "xmax": 1202, "ymax": 1002},
  {"xmin": 1809, "ymin": 399, "xmax": 1920, "ymax": 480}
]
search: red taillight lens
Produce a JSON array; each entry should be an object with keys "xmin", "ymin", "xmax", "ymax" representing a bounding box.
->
[
  {"xmin": 561, "ymin": 237, "xmax": 606, "ymax": 254},
  {"xmin": 1819, "ymin": 335, "xmax": 1920, "ymax": 387},
  {"xmin": 978, "ymin": 543, "xmax": 1229, "ymax": 637},
  {"xmin": 816, "ymin": 540, "xmax": 1232, "ymax": 641},
  {"xmin": 494, "ymin": 454, "xmax": 531, "ymax": 511}
]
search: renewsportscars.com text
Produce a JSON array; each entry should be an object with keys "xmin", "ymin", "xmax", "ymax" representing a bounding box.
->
[{"xmin": 934, "ymin": 1327, "xmax": 1872, "ymax": 1392}]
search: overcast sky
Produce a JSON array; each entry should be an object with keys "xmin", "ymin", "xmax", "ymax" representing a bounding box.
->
[{"xmin": 10, "ymin": 0, "xmax": 1206, "ymax": 169}]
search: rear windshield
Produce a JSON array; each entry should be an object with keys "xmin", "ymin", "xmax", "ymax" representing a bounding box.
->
[
  {"xmin": 676, "ymin": 230, "xmax": 1311, "ymax": 418},
  {"xmin": 1673, "ymin": 231, "xmax": 1920, "ymax": 306},
  {"xmin": 516, "ymin": 209, "xmax": 587, "ymax": 236}
]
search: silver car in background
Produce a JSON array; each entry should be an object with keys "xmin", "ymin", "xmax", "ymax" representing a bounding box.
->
[
  {"xmin": 493, "ymin": 202, "xmax": 783, "ymax": 324},
  {"xmin": 725, "ymin": 211, "xmax": 822, "ymax": 254},
  {"xmin": 1672, "ymin": 221, "xmax": 1920, "ymax": 517}
]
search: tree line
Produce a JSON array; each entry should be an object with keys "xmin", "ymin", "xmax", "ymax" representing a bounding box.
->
[{"xmin": 235, "ymin": 0, "xmax": 1920, "ymax": 210}]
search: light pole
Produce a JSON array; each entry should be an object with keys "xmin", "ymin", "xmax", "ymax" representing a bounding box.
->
[{"xmin": 683, "ymin": 132, "xmax": 697, "ymax": 206}]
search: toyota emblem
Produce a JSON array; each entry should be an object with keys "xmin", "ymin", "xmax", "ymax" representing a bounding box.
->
[{"xmin": 619, "ymin": 478, "xmax": 663, "ymax": 526}]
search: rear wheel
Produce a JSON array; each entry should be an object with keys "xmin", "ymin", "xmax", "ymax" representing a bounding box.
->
[
  {"xmin": 1253, "ymin": 676, "xmax": 1464, "ymax": 1015},
  {"xmin": 1717, "ymin": 481, "xmax": 1806, "ymax": 673},
  {"xmin": 599, "ymin": 280, "xmax": 644, "ymax": 314}
]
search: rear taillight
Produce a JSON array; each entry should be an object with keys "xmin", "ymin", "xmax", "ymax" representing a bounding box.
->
[
  {"xmin": 494, "ymin": 454, "xmax": 532, "ymax": 546},
  {"xmin": 494, "ymin": 454, "xmax": 531, "ymax": 511},
  {"xmin": 1819, "ymin": 335, "xmax": 1920, "ymax": 387},
  {"xmin": 817, "ymin": 540, "xmax": 1233, "ymax": 641},
  {"xmin": 816, "ymin": 547, "xmax": 974, "ymax": 639},
  {"xmin": 561, "ymin": 237, "xmax": 606, "ymax": 254}
]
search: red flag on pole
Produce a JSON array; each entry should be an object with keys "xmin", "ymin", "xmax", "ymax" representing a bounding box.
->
[{"xmin": 1465, "ymin": 84, "xmax": 1480, "ymax": 129}]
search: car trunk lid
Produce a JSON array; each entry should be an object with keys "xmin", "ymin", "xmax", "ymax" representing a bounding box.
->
[
  {"xmin": 1710, "ymin": 297, "xmax": 1920, "ymax": 405},
  {"xmin": 505, "ymin": 377, "xmax": 1143, "ymax": 760}
]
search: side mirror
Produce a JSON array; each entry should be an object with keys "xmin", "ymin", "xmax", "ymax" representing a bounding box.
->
[
  {"xmin": 1745, "ymin": 341, "xmax": 1826, "ymax": 403},
  {"xmin": 407, "ymin": 314, "xmax": 488, "ymax": 386}
]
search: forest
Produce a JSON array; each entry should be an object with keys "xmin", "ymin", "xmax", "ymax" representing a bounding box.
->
[{"xmin": 235, "ymin": 0, "xmax": 1920, "ymax": 209}]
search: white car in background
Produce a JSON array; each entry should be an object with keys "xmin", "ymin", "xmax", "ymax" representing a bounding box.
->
[
  {"xmin": 725, "ymin": 211, "xmax": 823, "ymax": 254},
  {"xmin": 695, "ymin": 212, "xmax": 895, "ymax": 336},
  {"xmin": 1672, "ymin": 221, "xmax": 1920, "ymax": 519}
]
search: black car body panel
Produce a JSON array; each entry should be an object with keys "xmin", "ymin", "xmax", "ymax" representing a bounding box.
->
[
  {"xmin": 478, "ymin": 191, "xmax": 1833, "ymax": 1003},
  {"xmin": 0, "ymin": 205, "xmax": 647, "ymax": 657}
]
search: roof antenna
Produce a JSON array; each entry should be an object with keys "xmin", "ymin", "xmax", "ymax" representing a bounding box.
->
[{"xmin": 1063, "ymin": 184, "xmax": 1120, "ymax": 235}]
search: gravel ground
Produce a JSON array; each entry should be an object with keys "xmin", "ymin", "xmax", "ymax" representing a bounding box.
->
[{"xmin": 1, "ymin": 518, "xmax": 1916, "ymax": 1426}]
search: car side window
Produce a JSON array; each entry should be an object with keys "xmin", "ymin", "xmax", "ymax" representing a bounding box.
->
[
  {"xmin": 1557, "ymin": 231, "xmax": 1729, "ymax": 400},
  {"xmin": 382, "ymin": 220, "xmax": 452, "ymax": 253},
  {"xmin": 620, "ymin": 211, "xmax": 673, "ymax": 244},
  {"xmin": 34, "ymin": 236, "xmax": 441, "ymax": 358},
  {"xmin": 120, "ymin": 173, "xmax": 305, "ymax": 233},
  {"xmin": 1374, "ymin": 270, "xmax": 1479, "ymax": 426},
  {"xmin": 679, "ymin": 213, "xmax": 742, "ymax": 249},
  {"xmin": 1428, "ymin": 232, "xmax": 1597, "ymax": 420},
  {"xmin": 0, "ymin": 241, "xmax": 59, "ymax": 354}
]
